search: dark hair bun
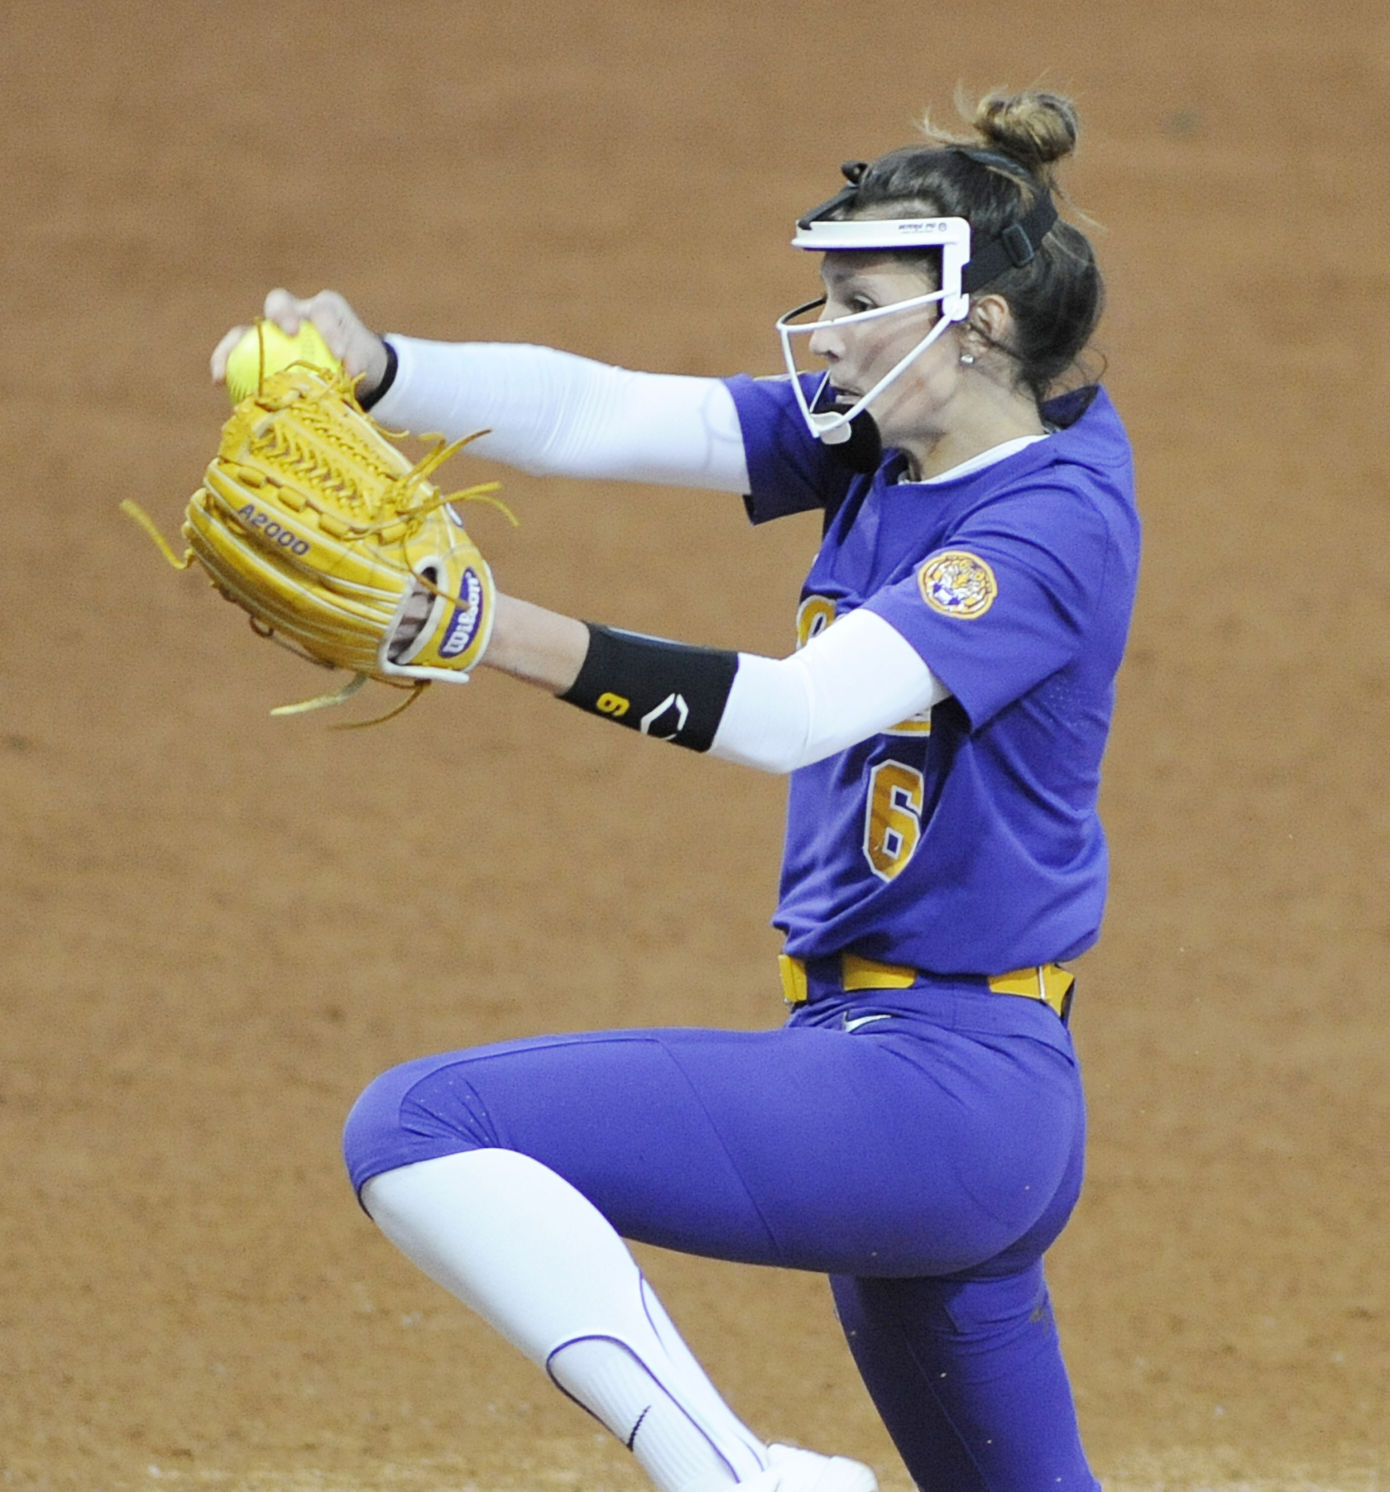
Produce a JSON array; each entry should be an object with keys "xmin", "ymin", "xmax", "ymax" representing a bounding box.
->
[{"xmin": 974, "ymin": 91, "xmax": 1080, "ymax": 179}]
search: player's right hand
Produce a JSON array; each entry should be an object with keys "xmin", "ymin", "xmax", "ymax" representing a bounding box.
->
[{"xmin": 210, "ymin": 289, "xmax": 392, "ymax": 401}]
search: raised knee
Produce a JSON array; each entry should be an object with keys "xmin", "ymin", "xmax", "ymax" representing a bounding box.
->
[
  {"xmin": 342, "ymin": 1063, "xmax": 409, "ymax": 1191},
  {"xmin": 341, "ymin": 1055, "xmax": 494, "ymax": 1196}
]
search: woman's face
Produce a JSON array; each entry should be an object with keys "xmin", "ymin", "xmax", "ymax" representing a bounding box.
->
[{"xmin": 807, "ymin": 253, "xmax": 961, "ymax": 447}]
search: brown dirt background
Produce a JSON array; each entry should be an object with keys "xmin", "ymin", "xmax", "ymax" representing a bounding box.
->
[{"xmin": 2, "ymin": 2, "xmax": 1388, "ymax": 1488}]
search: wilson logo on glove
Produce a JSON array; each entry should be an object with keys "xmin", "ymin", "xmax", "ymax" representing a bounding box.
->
[
  {"xmin": 121, "ymin": 364, "xmax": 516, "ymax": 726},
  {"xmin": 440, "ymin": 571, "xmax": 487, "ymax": 659}
]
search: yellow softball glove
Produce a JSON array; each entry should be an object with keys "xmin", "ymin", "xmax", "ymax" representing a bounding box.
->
[{"xmin": 125, "ymin": 363, "xmax": 506, "ymax": 720}]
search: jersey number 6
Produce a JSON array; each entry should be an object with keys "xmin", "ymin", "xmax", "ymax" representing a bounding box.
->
[{"xmin": 864, "ymin": 760, "xmax": 925, "ymax": 881}]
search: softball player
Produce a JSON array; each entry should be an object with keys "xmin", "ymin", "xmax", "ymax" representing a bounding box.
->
[{"xmin": 219, "ymin": 88, "xmax": 1137, "ymax": 1492}]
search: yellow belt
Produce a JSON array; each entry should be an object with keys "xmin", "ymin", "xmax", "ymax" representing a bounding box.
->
[{"xmin": 777, "ymin": 951, "xmax": 1074, "ymax": 1021}]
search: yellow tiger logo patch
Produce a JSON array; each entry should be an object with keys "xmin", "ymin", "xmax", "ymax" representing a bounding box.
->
[{"xmin": 917, "ymin": 551, "xmax": 998, "ymax": 619}]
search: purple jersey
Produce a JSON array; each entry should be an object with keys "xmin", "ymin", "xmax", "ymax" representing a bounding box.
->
[{"xmin": 724, "ymin": 375, "xmax": 1140, "ymax": 974}]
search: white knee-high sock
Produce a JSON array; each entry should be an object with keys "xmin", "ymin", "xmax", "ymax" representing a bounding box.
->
[{"xmin": 361, "ymin": 1150, "xmax": 768, "ymax": 1492}]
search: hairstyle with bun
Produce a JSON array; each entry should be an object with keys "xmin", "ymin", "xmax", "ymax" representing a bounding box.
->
[{"xmin": 837, "ymin": 89, "xmax": 1103, "ymax": 403}]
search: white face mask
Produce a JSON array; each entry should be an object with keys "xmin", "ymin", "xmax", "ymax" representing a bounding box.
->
[
  {"xmin": 775, "ymin": 289, "xmax": 965, "ymax": 445},
  {"xmin": 774, "ymin": 216, "xmax": 973, "ymax": 445}
]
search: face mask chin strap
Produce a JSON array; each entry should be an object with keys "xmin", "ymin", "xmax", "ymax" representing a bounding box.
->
[{"xmin": 811, "ymin": 390, "xmax": 883, "ymax": 474}]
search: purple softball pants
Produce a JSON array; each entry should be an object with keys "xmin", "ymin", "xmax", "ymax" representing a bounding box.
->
[{"xmin": 343, "ymin": 976, "xmax": 1099, "ymax": 1492}]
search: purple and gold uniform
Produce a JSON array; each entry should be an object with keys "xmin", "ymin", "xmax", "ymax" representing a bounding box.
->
[
  {"xmin": 730, "ymin": 374, "xmax": 1139, "ymax": 975},
  {"xmin": 344, "ymin": 375, "xmax": 1138, "ymax": 1492}
]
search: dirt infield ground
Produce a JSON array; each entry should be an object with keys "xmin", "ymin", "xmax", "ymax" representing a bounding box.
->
[{"xmin": 2, "ymin": 2, "xmax": 1387, "ymax": 1488}]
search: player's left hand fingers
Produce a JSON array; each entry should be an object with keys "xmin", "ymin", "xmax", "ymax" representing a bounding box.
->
[
  {"xmin": 210, "ymin": 324, "xmax": 250, "ymax": 383},
  {"xmin": 301, "ymin": 290, "xmax": 388, "ymax": 384},
  {"xmin": 262, "ymin": 286, "xmax": 309, "ymax": 334},
  {"xmin": 262, "ymin": 288, "xmax": 389, "ymax": 390}
]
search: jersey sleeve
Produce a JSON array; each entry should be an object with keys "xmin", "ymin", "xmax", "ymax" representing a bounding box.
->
[
  {"xmin": 863, "ymin": 481, "xmax": 1115, "ymax": 728},
  {"xmin": 723, "ymin": 374, "xmax": 855, "ymax": 523}
]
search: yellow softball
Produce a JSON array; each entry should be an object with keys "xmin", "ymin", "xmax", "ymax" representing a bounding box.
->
[{"xmin": 225, "ymin": 319, "xmax": 341, "ymax": 403}]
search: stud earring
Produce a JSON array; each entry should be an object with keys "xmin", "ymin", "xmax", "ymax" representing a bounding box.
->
[{"xmin": 960, "ymin": 352, "xmax": 975, "ymax": 365}]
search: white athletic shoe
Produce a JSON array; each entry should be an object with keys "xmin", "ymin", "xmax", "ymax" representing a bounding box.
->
[{"xmin": 738, "ymin": 1444, "xmax": 878, "ymax": 1492}]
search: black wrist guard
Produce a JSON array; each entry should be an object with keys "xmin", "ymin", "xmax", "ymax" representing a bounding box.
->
[
  {"xmin": 358, "ymin": 340, "xmax": 398, "ymax": 411},
  {"xmin": 560, "ymin": 623, "xmax": 739, "ymax": 752}
]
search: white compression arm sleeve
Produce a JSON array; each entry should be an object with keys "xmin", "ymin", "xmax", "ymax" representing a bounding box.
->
[
  {"xmin": 373, "ymin": 336, "xmax": 751, "ymax": 492},
  {"xmin": 710, "ymin": 608, "xmax": 952, "ymax": 774}
]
